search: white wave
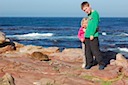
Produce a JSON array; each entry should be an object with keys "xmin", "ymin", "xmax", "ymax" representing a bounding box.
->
[
  {"xmin": 107, "ymin": 47, "xmax": 128, "ymax": 53},
  {"xmin": 53, "ymin": 36, "xmax": 77, "ymax": 39},
  {"xmin": 7, "ymin": 33, "xmax": 78, "ymax": 40},
  {"xmin": 119, "ymin": 33, "xmax": 128, "ymax": 36},
  {"xmin": 7, "ymin": 33, "xmax": 53, "ymax": 40},
  {"xmin": 102, "ymin": 32, "xmax": 107, "ymax": 35},
  {"xmin": 117, "ymin": 47, "xmax": 128, "ymax": 52},
  {"xmin": 107, "ymin": 48, "xmax": 118, "ymax": 51}
]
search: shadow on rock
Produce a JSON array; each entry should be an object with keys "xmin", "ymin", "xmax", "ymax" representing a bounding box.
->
[
  {"xmin": 0, "ymin": 39, "xmax": 16, "ymax": 50},
  {"xmin": 101, "ymin": 51, "xmax": 118, "ymax": 65}
]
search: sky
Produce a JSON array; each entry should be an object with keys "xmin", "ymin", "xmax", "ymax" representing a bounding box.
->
[{"xmin": 0, "ymin": 0, "xmax": 128, "ymax": 17}]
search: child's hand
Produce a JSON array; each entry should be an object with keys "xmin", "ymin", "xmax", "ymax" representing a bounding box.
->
[
  {"xmin": 81, "ymin": 38, "xmax": 85, "ymax": 42},
  {"xmin": 90, "ymin": 35, "xmax": 94, "ymax": 41},
  {"xmin": 83, "ymin": 29, "xmax": 86, "ymax": 32}
]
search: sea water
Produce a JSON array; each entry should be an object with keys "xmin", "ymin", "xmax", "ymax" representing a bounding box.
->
[{"xmin": 0, "ymin": 17, "xmax": 128, "ymax": 54}]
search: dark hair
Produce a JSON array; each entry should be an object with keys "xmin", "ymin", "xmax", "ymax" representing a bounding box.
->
[{"xmin": 81, "ymin": 1, "xmax": 89, "ymax": 10}]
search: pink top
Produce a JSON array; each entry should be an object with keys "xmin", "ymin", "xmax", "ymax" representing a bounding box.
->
[{"xmin": 78, "ymin": 27, "xmax": 85, "ymax": 41}]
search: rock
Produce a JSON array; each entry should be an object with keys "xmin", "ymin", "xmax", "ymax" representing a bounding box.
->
[
  {"xmin": 50, "ymin": 48, "xmax": 83, "ymax": 62},
  {"xmin": 55, "ymin": 76, "xmax": 96, "ymax": 85},
  {"xmin": 110, "ymin": 53, "xmax": 128, "ymax": 69},
  {"xmin": 31, "ymin": 51, "xmax": 49, "ymax": 61},
  {"xmin": 0, "ymin": 32, "xmax": 128, "ymax": 85},
  {"xmin": 1, "ymin": 52, "xmax": 30, "ymax": 58},
  {"xmin": 0, "ymin": 32, "xmax": 15, "ymax": 49},
  {"xmin": 0, "ymin": 73, "xmax": 15, "ymax": 85},
  {"xmin": 0, "ymin": 45, "xmax": 15, "ymax": 54},
  {"xmin": 91, "ymin": 65, "xmax": 121, "ymax": 80},
  {"xmin": 112, "ymin": 79, "xmax": 125, "ymax": 85},
  {"xmin": 0, "ymin": 31, "xmax": 6, "ymax": 44},
  {"xmin": 0, "ymin": 32, "xmax": 16, "ymax": 53},
  {"xmin": 13, "ymin": 42, "xmax": 24, "ymax": 50},
  {"xmin": 19, "ymin": 45, "xmax": 60, "ymax": 55},
  {"xmin": 19, "ymin": 45, "xmax": 43, "ymax": 54},
  {"xmin": 33, "ymin": 78, "xmax": 55, "ymax": 85}
]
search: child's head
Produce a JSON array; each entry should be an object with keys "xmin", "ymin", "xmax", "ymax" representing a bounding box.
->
[
  {"xmin": 81, "ymin": 17, "xmax": 88, "ymax": 28},
  {"xmin": 81, "ymin": 1, "xmax": 92, "ymax": 15}
]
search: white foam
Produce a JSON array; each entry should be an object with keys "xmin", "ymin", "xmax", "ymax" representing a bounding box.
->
[
  {"xmin": 102, "ymin": 32, "xmax": 107, "ymax": 35},
  {"xmin": 7, "ymin": 33, "xmax": 53, "ymax": 40},
  {"xmin": 54, "ymin": 36, "xmax": 77, "ymax": 39},
  {"xmin": 7, "ymin": 33, "xmax": 79, "ymax": 40},
  {"xmin": 119, "ymin": 33, "xmax": 128, "ymax": 36},
  {"xmin": 107, "ymin": 48, "xmax": 118, "ymax": 51},
  {"xmin": 117, "ymin": 47, "xmax": 128, "ymax": 52},
  {"xmin": 21, "ymin": 33, "xmax": 53, "ymax": 37}
]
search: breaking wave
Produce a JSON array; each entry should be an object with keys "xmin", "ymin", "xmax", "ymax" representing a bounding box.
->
[{"xmin": 7, "ymin": 33, "xmax": 53, "ymax": 40}]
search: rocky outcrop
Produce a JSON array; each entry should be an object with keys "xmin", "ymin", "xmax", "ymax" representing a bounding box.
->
[
  {"xmin": 31, "ymin": 51, "xmax": 50, "ymax": 61},
  {"xmin": 0, "ymin": 31, "xmax": 6, "ymax": 44},
  {"xmin": 50, "ymin": 48, "xmax": 83, "ymax": 62},
  {"xmin": 0, "ymin": 73, "xmax": 15, "ymax": 85},
  {"xmin": 18, "ymin": 45, "xmax": 60, "ymax": 55},
  {"xmin": 110, "ymin": 53, "xmax": 128, "ymax": 69},
  {"xmin": 0, "ymin": 32, "xmax": 128, "ymax": 85},
  {"xmin": 0, "ymin": 42, "xmax": 127, "ymax": 85}
]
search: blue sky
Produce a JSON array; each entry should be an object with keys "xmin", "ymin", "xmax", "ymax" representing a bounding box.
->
[{"xmin": 0, "ymin": 0, "xmax": 128, "ymax": 17}]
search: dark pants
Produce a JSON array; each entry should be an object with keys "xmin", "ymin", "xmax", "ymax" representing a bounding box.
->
[{"xmin": 85, "ymin": 37, "xmax": 104, "ymax": 66}]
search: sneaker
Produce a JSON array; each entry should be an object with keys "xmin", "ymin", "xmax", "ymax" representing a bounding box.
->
[
  {"xmin": 85, "ymin": 65, "xmax": 92, "ymax": 69},
  {"xmin": 99, "ymin": 65, "xmax": 105, "ymax": 70},
  {"xmin": 82, "ymin": 63, "xmax": 86, "ymax": 68}
]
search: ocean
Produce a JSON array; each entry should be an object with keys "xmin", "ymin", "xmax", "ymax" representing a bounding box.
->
[{"xmin": 0, "ymin": 17, "xmax": 128, "ymax": 55}]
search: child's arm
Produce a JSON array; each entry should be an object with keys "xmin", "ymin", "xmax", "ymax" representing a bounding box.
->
[
  {"xmin": 78, "ymin": 27, "xmax": 85, "ymax": 42},
  {"xmin": 89, "ymin": 12, "xmax": 99, "ymax": 40}
]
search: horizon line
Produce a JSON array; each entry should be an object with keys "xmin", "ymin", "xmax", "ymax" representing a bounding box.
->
[{"xmin": 0, "ymin": 16, "xmax": 128, "ymax": 18}]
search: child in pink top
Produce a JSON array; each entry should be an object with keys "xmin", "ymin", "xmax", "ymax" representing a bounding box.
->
[{"xmin": 78, "ymin": 17, "xmax": 88, "ymax": 68}]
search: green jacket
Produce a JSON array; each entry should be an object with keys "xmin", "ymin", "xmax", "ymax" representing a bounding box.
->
[{"xmin": 85, "ymin": 10, "xmax": 99, "ymax": 38}]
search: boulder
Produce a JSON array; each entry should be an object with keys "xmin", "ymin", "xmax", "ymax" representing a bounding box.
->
[
  {"xmin": 50, "ymin": 48, "xmax": 83, "ymax": 62},
  {"xmin": 0, "ymin": 31, "xmax": 6, "ymax": 44},
  {"xmin": 0, "ymin": 73, "xmax": 15, "ymax": 85},
  {"xmin": 31, "ymin": 51, "xmax": 49, "ymax": 61},
  {"xmin": 110, "ymin": 53, "xmax": 128, "ymax": 69}
]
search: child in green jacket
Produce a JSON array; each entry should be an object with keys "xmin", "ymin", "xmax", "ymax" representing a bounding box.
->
[{"xmin": 81, "ymin": 1, "xmax": 105, "ymax": 70}]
